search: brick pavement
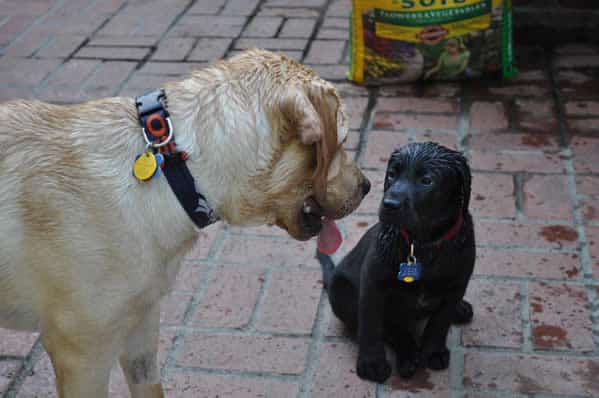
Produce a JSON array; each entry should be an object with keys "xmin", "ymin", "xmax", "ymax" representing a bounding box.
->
[{"xmin": 1, "ymin": 1, "xmax": 599, "ymax": 397}]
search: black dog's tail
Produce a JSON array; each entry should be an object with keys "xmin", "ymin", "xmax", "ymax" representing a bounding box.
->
[{"xmin": 316, "ymin": 249, "xmax": 335, "ymax": 290}]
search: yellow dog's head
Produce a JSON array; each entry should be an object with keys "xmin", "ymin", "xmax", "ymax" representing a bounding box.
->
[{"xmin": 179, "ymin": 50, "xmax": 370, "ymax": 246}]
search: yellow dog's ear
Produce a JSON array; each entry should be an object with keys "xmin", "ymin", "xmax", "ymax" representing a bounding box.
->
[
  {"xmin": 278, "ymin": 84, "xmax": 341, "ymax": 203},
  {"xmin": 306, "ymin": 86, "xmax": 341, "ymax": 205},
  {"xmin": 279, "ymin": 86, "xmax": 323, "ymax": 145}
]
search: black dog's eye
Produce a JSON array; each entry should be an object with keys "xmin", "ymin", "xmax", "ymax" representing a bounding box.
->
[
  {"xmin": 386, "ymin": 170, "xmax": 396, "ymax": 181},
  {"xmin": 420, "ymin": 176, "xmax": 434, "ymax": 186}
]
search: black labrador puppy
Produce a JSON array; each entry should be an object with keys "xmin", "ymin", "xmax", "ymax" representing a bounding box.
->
[{"xmin": 318, "ymin": 142, "xmax": 475, "ymax": 383}]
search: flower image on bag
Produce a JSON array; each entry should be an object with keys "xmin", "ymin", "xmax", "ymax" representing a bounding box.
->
[{"xmin": 348, "ymin": 0, "xmax": 517, "ymax": 84}]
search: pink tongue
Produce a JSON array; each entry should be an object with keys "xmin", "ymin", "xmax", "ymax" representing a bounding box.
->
[{"xmin": 317, "ymin": 219, "xmax": 342, "ymax": 255}]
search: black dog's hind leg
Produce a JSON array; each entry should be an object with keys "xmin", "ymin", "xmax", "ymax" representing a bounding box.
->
[
  {"xmin": 452, "ymin": 299, "xmax": 473, "ymax": 324},
  {"xmin": 327, "ymin": 273, "xmax": 359, "ymax": 334},
  {"xmin": 317, "ymin": 250, "xmax": 359, "ymax": 333}
]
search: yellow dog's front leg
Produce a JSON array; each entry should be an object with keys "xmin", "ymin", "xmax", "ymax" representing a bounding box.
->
[{"xmin": 119, "ymin": 304, "xmax": 165, "ymax": 398}]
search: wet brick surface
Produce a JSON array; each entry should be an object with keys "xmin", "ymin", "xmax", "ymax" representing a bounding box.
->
[{"xmin": 1, "ymin": 1, "xmax": 598, "ymax": 397}]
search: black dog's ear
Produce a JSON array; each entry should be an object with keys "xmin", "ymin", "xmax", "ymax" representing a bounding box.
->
[
  {"xmin": 383, "ymin": 168, "xmax": 392, "ymax": 192},
  {"xmin": 455, "ymin": 155, "xmax": 471, "ymax": 213},
  {"xmin": 384, "ymin": 149, "xmax": 402, "ymax": 191}
]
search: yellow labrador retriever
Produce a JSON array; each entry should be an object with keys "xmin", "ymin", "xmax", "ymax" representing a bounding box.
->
[{"xmin": 0, "ymin": 49, "xmax": 370, "ymax": 398}]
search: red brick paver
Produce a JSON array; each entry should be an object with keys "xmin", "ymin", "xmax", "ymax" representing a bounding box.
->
[
  {"xmin": 191, "ymin": 266, "xmax": 264, "ymax": 328},
  {"xmin": 530, "ymin": 282, "xmax": 594, "ymax": 352},
  {"xmin": 178, "ymin": 334, "xmax": 309, "ymax": 374},
  {"xmin": 311, "ymin": 342, "xmax": 375, "ymax": 398},
  {"xmin": 166, "ymin": 373, "xmax": 299, "ymax": 398},
  {"xmin": 464, "ymin": 353, "xmax": 599, "ymax": 396},
  {"xmin": 463, "ymin": 281, "xmax": 523, "ymax": 349},
  {"xmin": 0, "ymin": 1, "xmax": 598, "ymax": 397}
]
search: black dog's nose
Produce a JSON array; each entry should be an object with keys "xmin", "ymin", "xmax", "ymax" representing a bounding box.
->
[
  {"xmin": 362, "ymin": 178, "xmax": 371, "ymax": 196},
  {"xmin": 382, "ymin": 196, "xmax": 402, "ymax": 209}
]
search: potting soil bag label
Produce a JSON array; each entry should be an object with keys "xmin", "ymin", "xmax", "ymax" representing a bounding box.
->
[{"xmin": 349, "ymin": 0, "xmax": 517, "ymax": 84}]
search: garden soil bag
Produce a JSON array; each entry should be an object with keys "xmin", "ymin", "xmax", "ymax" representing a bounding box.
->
[{"xmin": 348, "ymin": 0, "xmax": 517, "ymax": 84}]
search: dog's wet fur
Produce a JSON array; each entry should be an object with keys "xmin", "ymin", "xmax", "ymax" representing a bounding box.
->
[
  {"xmin": 318, "ymin": 142, "xmax": 476, "ymax": 382},
  {"xmin": 0, "ymin": 49, "xmax": 369, "ymax": 397}
]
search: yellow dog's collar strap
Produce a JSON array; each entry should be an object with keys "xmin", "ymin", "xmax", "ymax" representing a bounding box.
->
[{"xmin": 134, "ymin": 89, "xmax": 218, "ymax": 229}]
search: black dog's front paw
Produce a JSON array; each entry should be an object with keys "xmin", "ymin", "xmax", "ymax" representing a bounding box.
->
[
  {"xmin": 422, "ymin": 348, "xmax": 450, "ymax": 370},
  {"xmin": 453, "ymin": 299, "xmax": 473, "ymax": 324},
  {"xmin": 397, "ymin": 355, "xmax": 419, "ymax": 379},
  {"xmin": 357, "ymin": 354, "xmax": 392, "ymax": 383}
]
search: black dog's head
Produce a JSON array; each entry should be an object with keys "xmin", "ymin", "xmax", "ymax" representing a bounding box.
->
[{"xmin": 379, "ymin": 142, "xmax": 471, "ymax": 239}]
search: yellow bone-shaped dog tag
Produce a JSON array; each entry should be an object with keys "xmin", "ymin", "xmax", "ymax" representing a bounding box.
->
[{"xmin": 133, "ymin": 152, "xmax": 157, "ymax": 181}]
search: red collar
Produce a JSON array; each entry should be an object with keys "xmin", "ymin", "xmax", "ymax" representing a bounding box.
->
[{"xmin": 399, "ymin": 211, "xmax": 463, "ymax": 247}]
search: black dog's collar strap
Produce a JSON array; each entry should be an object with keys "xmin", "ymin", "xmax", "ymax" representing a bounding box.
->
[
  {"xmin": 399, "ymin": 211, "xmax": 464, "ymax": 249},
  {"xmin": 396, "ymin": 212, "xmax": 463, "ymax": 283},
  {"xmin": 135, "ymin": 89, "xmax": 218, "ymax": 229}
]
